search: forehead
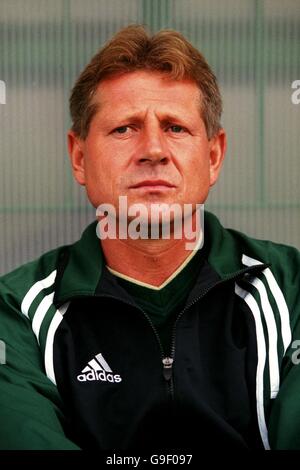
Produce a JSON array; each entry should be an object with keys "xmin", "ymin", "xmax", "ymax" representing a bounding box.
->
[{"xmin": 92, "ymin": 71, "xmax": 201, "ymax": 114}]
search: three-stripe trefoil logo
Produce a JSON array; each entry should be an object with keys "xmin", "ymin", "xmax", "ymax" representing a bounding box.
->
[{"xmin": 77, "ymin": 353, "xmax": 122, "ymax": 383}]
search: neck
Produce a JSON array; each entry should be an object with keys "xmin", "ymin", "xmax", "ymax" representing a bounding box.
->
[{"xmin": 101, "ymin": 232, "xmax": 201, "ymax": 288}]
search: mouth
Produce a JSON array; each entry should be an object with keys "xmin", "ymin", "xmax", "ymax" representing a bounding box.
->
[{"xmin": 129, "ymin": 180, "xmax": 176, "ymax": 190}]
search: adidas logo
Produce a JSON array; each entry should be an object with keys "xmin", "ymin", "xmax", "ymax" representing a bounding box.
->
[{"xmin": 77, "ymin": 353, "xmax": 122, "ymax": 383}]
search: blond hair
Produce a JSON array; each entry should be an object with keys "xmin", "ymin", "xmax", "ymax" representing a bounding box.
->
[{"xmin": 69, "ymin": 25, "xmax": 222, "ymax": 139}]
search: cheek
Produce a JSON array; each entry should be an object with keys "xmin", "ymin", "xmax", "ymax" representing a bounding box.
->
[
  {"xmin": 182, "ymin": 150, "xmax": 211, "ymax": 200},
  {"xmin": 85, "ymin": 152, "xmax": 126, "ymax": 203},
  {"xmin": 88, "ymin": 140, "xmax": 129, "ymax": 173},
  {"xmin": 85, "ymin": 146, "xmax": 114, "ymax": 184},
  {"xmin": 184, "ymin": 150, "xmax": 210, "ymax": 181}
]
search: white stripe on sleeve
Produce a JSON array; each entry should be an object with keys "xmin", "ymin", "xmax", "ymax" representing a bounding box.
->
[
  {"xmin": 32, "ymin": 292, "xmax": 55, "ymax": 343},
  {"xmin": 246, "ymin": 276, "xmax": 279, "ymax": 399},
  {"xmin": 242, "ymin": 254, "xmax": 292, "ymax": 353},
  {"xmin": 44, "ymin": 302, "xmax": 70, "ymax": 385},
  {"xmin": 235, "ymin": 283, "xmax": 270, "ymax": 450},
  {"xmin": 21, "ymin": 270, "xmax": 57, "ymax": 318}
]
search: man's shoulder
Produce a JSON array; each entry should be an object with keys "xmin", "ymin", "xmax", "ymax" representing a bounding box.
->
[
  {"xmin": 0, "ymin": 244, "xmax": 68, "ymax": 304},
  {"xmin": 228, "ymin": 224, "xmax": 300, "ymax": 263},
  {"xmin": 205, "ymin": 211, "xmax": 300, "ymax": 277},
  {"xmin": 0, "ymin": 220, "xmax": 99, "ymax": 309}
]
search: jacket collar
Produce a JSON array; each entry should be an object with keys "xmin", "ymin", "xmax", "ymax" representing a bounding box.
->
[
  {"xmin": 53, "ymin": 221, "xmax": 104, "ymax": 306},
  {"xmin": 54, "ymin": 212, "xmax": 268, "ymax": 306}
]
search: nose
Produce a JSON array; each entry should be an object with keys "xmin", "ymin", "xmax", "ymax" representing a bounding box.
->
[{"xmin": 137, "ymin": 122, "xmax": 170, "ymax": 166}]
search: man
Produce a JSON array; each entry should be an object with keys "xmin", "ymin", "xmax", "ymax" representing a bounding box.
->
[{"xmin": 0, "ymin": 25, "xmax": 299, "ymax": 451}]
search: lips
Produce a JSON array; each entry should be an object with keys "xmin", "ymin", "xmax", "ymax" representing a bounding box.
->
[{"xmin": 130, "ymin": 180, "xmax": 176, "ymax": 189}]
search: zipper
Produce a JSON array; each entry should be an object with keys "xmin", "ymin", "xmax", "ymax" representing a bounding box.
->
[
  {"xmin": 137, "ymin": 307, "xmax": 175, "ymax": 397},
  {"xmin": 93, "ymin": 263, "xmax": 268, "ymax": 400},
  {"xmin": 94, "ymin": 292, "xmax": 172, "ymax": 393},
  {"xmin": 162, "ymin": 357, "xmax": 174, "ymax": 381},
  {"xmin": 165, "ymin": 263, "xmax": 269, "ymax": 396}
]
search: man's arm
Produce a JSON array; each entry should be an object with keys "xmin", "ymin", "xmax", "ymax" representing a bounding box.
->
[
  {"xmin": 0, "ymin": 283, "xmax": 80, "ymax": 450},
  {"xmin": 268, "ymin": 355, "xmax": 300, "ymax": 449},
  {"xmin": 267, "ymin": 245, "xmax": 300, "ymax": 449}
]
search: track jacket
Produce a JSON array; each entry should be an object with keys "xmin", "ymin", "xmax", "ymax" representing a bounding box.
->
[{"xmin": 0, "ymin": 211, "xmax": 299, "ymax": 450}]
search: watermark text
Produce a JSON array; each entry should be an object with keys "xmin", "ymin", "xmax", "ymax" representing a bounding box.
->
[
  {"xmin": 291, "ymin": 80, "xmax": 300, "ymax": 104},
  {"xmin": 96, "ymin": 197, "xmax": 204, "ymax": 250},
  {"xmin": 0, "ymin": 340, "xmax": 6, "ymax": 365},
  {"xmin": 0, "ymin": 80, "xmax": 6, "ymax": 104}
]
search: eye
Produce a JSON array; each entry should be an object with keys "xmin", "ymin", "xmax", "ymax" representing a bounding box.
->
[
  {"xmin": 168, "ymin": 125, "xmax": 186, "ymax": 133},
  {"xmin": 113, "ymin": 126, "xmax": 129, "ymax": 134}
]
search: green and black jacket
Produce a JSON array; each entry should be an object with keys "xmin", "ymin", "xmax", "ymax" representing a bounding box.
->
[{"xmin": 0, "ymin": 211, "xmax": 299, "ymax": 450}]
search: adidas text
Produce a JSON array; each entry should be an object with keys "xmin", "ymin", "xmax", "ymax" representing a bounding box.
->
[
  {"xmin": 77, "ymin": 369, "xmax": 122, "ymax": 383},
  {"xmin": 77, "ymin": 352, "xmax": 122, "ymax": 383}
]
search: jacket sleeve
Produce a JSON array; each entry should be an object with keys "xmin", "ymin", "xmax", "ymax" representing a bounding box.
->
[
  {"xmin": 0, "ymin": 281, "xmax": 80, "ymax": 450},
  {"xmin": 267, "ymin": 245, "xmax": 300, "ymax": 449}
]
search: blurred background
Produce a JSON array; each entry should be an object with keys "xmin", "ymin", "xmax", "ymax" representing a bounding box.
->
[{"xmin": 0, "ymin": 0, "xmax": 299, "ymax": 274}]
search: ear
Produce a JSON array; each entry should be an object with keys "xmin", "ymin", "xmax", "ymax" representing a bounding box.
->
[
  {"xmin": 67, "ymin": 130, "xmax": 86, "ymax": 186},
  {"xmin": 209, "ymin": 128, "xmax": 227, "ymax": 187}
]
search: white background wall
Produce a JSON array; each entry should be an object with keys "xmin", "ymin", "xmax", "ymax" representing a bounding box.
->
[{"xmin": 0, "ymin": 0, "xmax": 299, "ymax": 274}]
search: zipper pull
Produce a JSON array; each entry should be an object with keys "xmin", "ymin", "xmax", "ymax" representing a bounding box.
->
[{"xmin": 162, "ymin": 357, "xmax": 174, "ymax": 381}]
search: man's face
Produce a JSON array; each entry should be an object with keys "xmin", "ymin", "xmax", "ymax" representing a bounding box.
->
[{"xmin": 68, "ymin": 71, "xmax": 226, "ymax": 220}]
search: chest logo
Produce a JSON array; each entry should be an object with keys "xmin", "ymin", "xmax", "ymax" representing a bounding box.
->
[{"xmin": 77, "ymin": 353, "xmax": 122, "ymax": 383}]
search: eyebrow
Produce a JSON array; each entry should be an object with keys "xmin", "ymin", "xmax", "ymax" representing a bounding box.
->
[{"xmin": 103, "ymin": 111, "xmax": 189, "ymax": 125}]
